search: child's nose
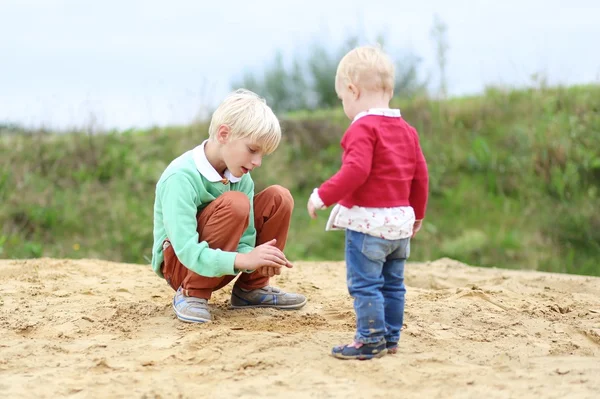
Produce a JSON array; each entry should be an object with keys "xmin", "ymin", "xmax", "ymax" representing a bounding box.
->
[{"xmin": 252, "ymin": 156, "xmax": 262, "ymax": 167}]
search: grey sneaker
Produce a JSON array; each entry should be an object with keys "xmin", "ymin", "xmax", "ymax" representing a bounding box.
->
[
  {"xmin": 172, "ymin": 287, "xmax": 211, "ymax": 323},
  {"xmin": 230, "ymin": 286, "xmax": 307, "ymax": 310}
]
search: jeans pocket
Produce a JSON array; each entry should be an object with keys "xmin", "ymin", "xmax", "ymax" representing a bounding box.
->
[
  {"xmin": 361, "ymin": 234, "xmax": 390, "ymax": 261},
  {"xmin": 389, "ymin": 238, "xmax": 411, "ymax": 260}
]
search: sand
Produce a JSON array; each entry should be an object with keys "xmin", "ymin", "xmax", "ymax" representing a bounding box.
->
[{"xmin": 1, "ymin": 257, "xmax": 599, "ymax": 398}]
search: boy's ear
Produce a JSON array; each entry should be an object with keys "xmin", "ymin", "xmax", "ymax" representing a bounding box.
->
[
  {"xmin": 216, "ymin": 125, "xmax": 230, "ymax": 144},
  {"xmin": 348, "ymin": 83, "xmax": 360, "ymax": 100}
]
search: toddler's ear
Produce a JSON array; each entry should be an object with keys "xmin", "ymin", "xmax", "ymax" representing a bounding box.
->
[{"xmin": 348, "ymin": 84, "xmax": 360, "ymax": 100}]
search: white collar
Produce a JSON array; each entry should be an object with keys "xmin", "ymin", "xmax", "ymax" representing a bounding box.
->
[
  {"xmin": 192, "ymin": 140, "xmax": 242, "ymax": 183},
  {"xmin": 352, "ymin": 108, "xmax": 401, "ymax": 123}
]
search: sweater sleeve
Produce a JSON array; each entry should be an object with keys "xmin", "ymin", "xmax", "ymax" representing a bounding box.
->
[
  {"xmin": 159, "ymin": 173, "xmax": 237, "ymax": 277},
  {"xmin": 317, "ymin": 123, "xmax": 375, "ymax": 207},
  {"xmin": 409, "ymin": 128, "xmax": 429, "ymax": 220}
]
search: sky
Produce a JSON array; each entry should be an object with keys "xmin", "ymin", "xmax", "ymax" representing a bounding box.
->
[{"xmin": 1, "ymin": 0, "xmax": 599, "ymax": 130}]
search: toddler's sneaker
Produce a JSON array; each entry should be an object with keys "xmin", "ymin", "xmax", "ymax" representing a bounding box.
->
[
  {"xmin": 386, "ymin": 341, "xmax": 398, "ymax": 354},
  {"xmin": 331, "ymin": 340, "xmax": 386, "ymax": 360}
]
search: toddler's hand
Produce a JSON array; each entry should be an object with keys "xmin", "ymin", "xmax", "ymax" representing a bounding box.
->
[
  {"xmin": 307, "ymin": 188, "xmax": 325, "ymax": 219},
  {"xmin": 307, "ymin": 199, "xmax": 317, "ymax": 219},
  {"xmin": 412, "ymin": 219, "xmax": 423, "ymax": 238}
]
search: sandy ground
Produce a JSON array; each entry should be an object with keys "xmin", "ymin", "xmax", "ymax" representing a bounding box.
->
[{"xmin": 1, "ymin": 257, "xmax": 599, "ymax": 399}]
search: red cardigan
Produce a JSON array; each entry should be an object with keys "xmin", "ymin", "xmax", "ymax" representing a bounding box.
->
[{"xmin": 317, "ymin": 114, "xmax": 429, "ymax": 220}]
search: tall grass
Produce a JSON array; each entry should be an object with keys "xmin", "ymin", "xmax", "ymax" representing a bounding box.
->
[{"xmin": 1, "ymin": 85, "xmax": 599, "ymax": 276}]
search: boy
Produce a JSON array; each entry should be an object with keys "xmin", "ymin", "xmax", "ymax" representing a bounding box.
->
[
  {"xmin": 152, "ymin": 89, "xmax": 307, "ymax": 323},
  {"xmin": 307, "ymin": 46, "xmax": 429, "ymax": 359}
]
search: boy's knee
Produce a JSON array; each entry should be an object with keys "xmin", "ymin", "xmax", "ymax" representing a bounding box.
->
[
  {"xmin": 266, "ymin": 185, "xmax": 294, "ymax": 210},
  {"xmin": 220, "ymin": 191, "xmax": 251, "ymax": 220}
]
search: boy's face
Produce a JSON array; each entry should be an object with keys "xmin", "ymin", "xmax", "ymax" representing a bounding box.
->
[{"xmin": 222, "ymin": 136, "xmax": 264, "ymax": 178}]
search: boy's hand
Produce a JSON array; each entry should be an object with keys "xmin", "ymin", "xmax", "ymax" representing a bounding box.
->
[
  {"xmin": 257, "ymin": 265, "xmax": 282, "ymax": 277},
  {"xmin": 235, "ymin": 239, "xmax": 293, "ymax": 271},
  {"xmin": 307, "ymin": 199, "xmax": 317, "ymax": 219},
  {"xmin": 257, "ymin": 253, "xmax": 294, "ymax": 276},
  {"xmin": 412, "ymin": 219, "xmax": 423, "ymax": 238}
]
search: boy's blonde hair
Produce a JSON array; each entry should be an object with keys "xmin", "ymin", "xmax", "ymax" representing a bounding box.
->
[
  {"xmin": 208, "ymin": 89, "xmax": 281, "ymax": 154},
  {"xmin": 335, "ymin": 45, "xmax": 395, "ymax": 96}
]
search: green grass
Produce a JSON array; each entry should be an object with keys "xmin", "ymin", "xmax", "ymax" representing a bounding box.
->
[{"xmin": 1, "ymin": 84, "xmax": 599, "ymax": 276}]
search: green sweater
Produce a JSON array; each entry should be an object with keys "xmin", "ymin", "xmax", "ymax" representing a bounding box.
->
[{"xmin": 151, "ymin": 149, "xmax": 255, "ymax": 278}]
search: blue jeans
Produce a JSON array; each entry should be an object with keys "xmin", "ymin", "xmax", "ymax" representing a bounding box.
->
[{"xmin": 345, "ymin": 229, "xmax": 410, "ymax": 344}]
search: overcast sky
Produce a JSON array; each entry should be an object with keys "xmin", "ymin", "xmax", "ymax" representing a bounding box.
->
[{"xmin": 1, "ymin": 0, "xmax": 599, "ymax": 130}]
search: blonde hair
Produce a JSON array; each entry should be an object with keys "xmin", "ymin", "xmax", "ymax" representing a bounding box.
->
[
  {"xmin": 335, "ymin": 45, "xmax": 395, "ymax": 96},
  {"xmin": 208, "ymin": 89, "xmax": 281, "ymax": 154}
]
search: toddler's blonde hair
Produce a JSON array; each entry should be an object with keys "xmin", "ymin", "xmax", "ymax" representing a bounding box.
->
[
  {"xmin": 335, "ymin": 45, "xmax": 395, "ymax": 96},
  {"xmin": 208, "ymin": 89, "xmax": 281, "ymax": 154}
]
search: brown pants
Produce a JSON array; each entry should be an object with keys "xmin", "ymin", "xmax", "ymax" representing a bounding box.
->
[{"xmin": 161, "ymin": 185, "xmax": 294, "ymax": 299}]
